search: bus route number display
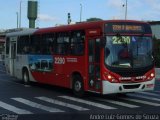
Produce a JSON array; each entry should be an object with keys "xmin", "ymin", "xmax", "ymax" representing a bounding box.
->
[
  {"xmin": 112, "ymin": 25, "xmax": 143, "ymax": 32},
  {"xmin": 112, "ymin": 36, "xmax": 130, "ymax": 44}
]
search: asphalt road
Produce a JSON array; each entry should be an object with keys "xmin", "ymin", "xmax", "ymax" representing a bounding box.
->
[{"xmin": 0, "ymin": 63, "xmax": 160, "ymax": 120}]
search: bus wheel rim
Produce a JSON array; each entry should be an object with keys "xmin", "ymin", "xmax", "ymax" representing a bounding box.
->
[
  {"xmin": 24, "ymin": 73, "xmax": 28, "ymax": 82},
  {"xmin": 75, "ymin": 81, "xmax": 81, "ymax": 92}
]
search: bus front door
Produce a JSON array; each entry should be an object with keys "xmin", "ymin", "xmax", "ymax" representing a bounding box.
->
[
  {"xmin": 88, "ymin": 38, "xmax": 101, "ymax": 92},
  {"xmin": 9, "ymin": 38, "xmax": 17, "ymax": 76}
]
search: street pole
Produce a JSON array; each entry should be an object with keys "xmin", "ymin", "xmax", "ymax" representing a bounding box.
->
[
  {"xmin": 16, "ymin": 12, "xmax": 19, "ymax": 28},
  {"xmin": 125, "ymin": 0, "xmax": 128, "ymax": 20},
  {"xmin": 19, "ymin": 0, "xmax": 22, "ymax": 28},
  {"xmin": 80, "ymin": 4, "xmax": 82, "ymax": 22}
]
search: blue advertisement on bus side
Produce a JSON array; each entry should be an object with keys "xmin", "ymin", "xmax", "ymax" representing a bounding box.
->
[{"xmin": 28, "ymin": 55, "xmax": 54, "ymax": 72}]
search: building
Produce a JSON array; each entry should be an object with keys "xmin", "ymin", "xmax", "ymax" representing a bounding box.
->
[{"xmin": 0, "ymin": 31, "xmax": 5, "ymax": 61}]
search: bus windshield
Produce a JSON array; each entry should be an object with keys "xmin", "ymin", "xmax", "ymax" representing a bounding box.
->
[{"xmin": 105, "ymin": 36, "xmax": 153, "ymax": 68}]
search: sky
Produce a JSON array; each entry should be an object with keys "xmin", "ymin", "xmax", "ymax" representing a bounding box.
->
[{"xmin": 0, "ymin": 0, "xmax": 160, "ymax": 29}]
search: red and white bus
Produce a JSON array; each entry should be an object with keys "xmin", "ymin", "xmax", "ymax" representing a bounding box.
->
[{"xmin": 5, "ymin": 20, "xmax": 155, "ymax": 96}]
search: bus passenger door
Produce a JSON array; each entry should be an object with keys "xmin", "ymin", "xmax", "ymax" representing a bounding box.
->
[
  {"xmin": 88, "ymin": 38, "xmax": 101, "ymax": 92},
  {"xmin": 9, "ymin": 38, "xmax": 17, "ymax": 76}
]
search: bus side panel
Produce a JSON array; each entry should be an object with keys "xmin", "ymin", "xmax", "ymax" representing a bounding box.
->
[
  {"xmin": 47, "ymin": 55, "xmax": 86, "ymax": 89},
  {"xmin": 28, "ymin": 55, "xmax": 54, "ymax": 83},
  {"xmin": 14, "ymin": 55, "xmax": 29, "ymax": 79}
]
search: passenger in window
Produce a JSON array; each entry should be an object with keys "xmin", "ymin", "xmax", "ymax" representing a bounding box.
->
[
  {"xmin": 23, "ymin": 46, "xmax": 29, "ymax": 54},
  {"xmin": 118, "ymin": 47, "xmax": 130, "ymax": 59}
]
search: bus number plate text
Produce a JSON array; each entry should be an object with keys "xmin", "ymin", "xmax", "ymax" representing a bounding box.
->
[{"xmin": 55, "ymin": 57, "xmax": 65, "ymax": 64}]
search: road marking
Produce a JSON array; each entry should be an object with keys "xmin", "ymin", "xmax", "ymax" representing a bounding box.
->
[
  {"xmin": 36, "ymin": 96, "xmax": 89, "ymax": 111},
  {"xmin": 92, "ymin": 98, "xmax": 139, "ymax": 108},
  {"xmin": 137, "ymin": 92, "xmax": 159, "ymax": 97},
  {"xmin": 0, "ymin": 101, "xmax": 32, "ymax": 114},
  {"xmin": 127, "ymin": 93, "xmax": 160, "ymax": 102},
  {"xmin": 59, "ymin": 96, "xmax": 116, "ymax": 110},
  {"xmin": 154, "ymin": 91, "xmax": 160, "ymax": 94},
  {"xmin": 121, "ymin": 97, "xmax": 160, "ymax": 106},
  {"xmin": 12, "ymin": 98, "xmax": 64, "ymax": 113}
]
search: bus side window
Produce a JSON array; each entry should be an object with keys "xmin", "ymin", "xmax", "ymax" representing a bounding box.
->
[
  {"xmin": 40, "ymin": 34, "xmax": 54, "ymax": 55},
  {"xmin": 30, "ymin": 35, "xmax": 41, "ymax": 54},
  {"xmin": 55, "ymin": 33, "xmax": 70, "ymax": 55},
  {"xmin": 56, "ymin": 33, "xmax": 64, "ymax": 54},
  {"xmin": 17, "ymin": 36, "xmax": 30, "ymax": 54},
  {"xmin": 70, "ymin": 31, "xmax": 85, "ymax": 55},
  {"xmin": 64, "ymin": 36, "xmax": 70, "ymax": 54},
  {"xmin": 6, "ymin": 37, "xmax": 10, "ymax": 55}
]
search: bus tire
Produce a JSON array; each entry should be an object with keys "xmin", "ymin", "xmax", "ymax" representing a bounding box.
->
[
  {"xmin": 22, "ymin": 69, "xmax": 30, "ymax": 85},
  {"xmin": 72, "ymin": 75, "xmax": 84, "ymax": 97}
]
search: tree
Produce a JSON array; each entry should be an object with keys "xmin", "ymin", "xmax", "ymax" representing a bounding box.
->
[{"xmin": 86, "ymin": 18, "xmax": 103, "ymax": 22}]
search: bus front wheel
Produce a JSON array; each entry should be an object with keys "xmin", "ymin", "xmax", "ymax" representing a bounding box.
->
[
  {"xmin": 22, "ymin": 69, "xmax": 30, "ymax": 85},
  {"xmin": 72, "ymin": 75, "xmax": 84, "ymax": 97}
]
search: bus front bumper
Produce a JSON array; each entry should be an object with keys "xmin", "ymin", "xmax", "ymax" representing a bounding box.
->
[{"xmin": 102, "ymin": 78, "xmax": 155, "ymax": 94}]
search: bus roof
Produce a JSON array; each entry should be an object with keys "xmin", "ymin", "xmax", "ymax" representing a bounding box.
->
[
  {"xmin": 35, "ymin": 20, "xmax": 149, "ymax": 34},
  {"xmin": 5, "ymin": 20, "xmax": 150, "ymax": 37},
  {"xmin": 6, "ymin": 29, "xmax": 37, "ymax": 37}
]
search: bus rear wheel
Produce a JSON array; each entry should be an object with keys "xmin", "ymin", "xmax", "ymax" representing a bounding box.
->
[
  {"xmin": 22, "ymin": 69, "xmax": 30, "ymax": 85},
  {"xmin": 72, "ymin": 75, "xmax": 84, "ymax": 97}
]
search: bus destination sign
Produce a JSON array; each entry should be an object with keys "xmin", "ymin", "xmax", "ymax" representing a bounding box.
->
[
  {"xmin": 112, "ymin": 25, "xmax": 143, "ymax": 32},
  {"xmin": 104, "ymin": 22, "xmax": 152, "ymax": 34}
]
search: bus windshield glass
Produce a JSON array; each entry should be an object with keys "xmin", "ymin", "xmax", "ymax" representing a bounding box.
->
[{"xmin": 105, "ymin": 36, "xmax": 153, "ymax": 68}]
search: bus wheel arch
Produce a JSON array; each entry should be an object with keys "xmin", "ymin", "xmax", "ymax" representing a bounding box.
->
[
  {"xmin": 22, "ymin": 67, "xmax": 30, "ymax": 85},
  {"xmin": 71, "ymin": 72, "xmax": 84, "ymax": 97}
]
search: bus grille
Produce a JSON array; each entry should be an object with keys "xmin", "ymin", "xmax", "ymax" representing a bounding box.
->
[{"xmin": 123, "ymin": 84, "xmax": 140, "ymax": 89}]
